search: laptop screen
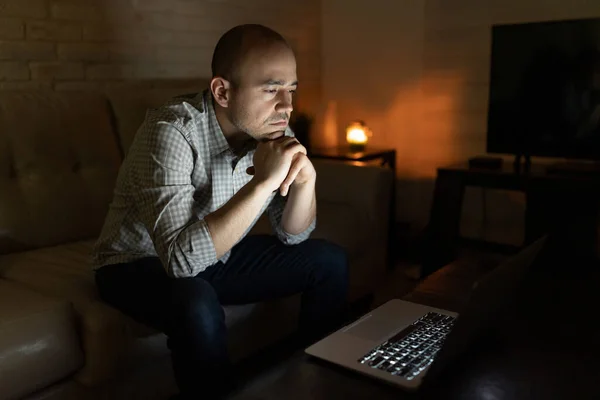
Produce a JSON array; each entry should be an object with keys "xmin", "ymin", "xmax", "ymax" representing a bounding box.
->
[{"xmin": 422, "ymin": 236, "xmax": 548, "ymax": 384}]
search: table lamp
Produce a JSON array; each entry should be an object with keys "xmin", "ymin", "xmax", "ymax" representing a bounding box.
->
[{"xmin": 346, "ymin": 120, "xmax": 370, "ymax": 152}]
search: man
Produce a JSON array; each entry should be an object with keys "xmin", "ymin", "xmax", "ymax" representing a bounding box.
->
[{"xmin": 92, "ymin": 24, "xmax": 349, "ymax": 399}]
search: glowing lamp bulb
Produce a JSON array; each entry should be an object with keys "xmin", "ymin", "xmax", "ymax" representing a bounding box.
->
[{"xmin": 346, "ymin": 121, "xmax": 370, "ymax": 152}]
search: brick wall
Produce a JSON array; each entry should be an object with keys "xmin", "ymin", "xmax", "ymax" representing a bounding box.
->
[{"xmin": 0, "ymin": 0, "xmax": 322, "ymax": 113}]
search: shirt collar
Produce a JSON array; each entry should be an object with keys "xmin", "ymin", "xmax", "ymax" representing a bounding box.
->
[{"xmin": 203, "ymin": 90, "xmax": 231, "ymax": 157}]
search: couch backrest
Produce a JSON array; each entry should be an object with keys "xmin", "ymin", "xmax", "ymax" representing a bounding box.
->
[
  {"xmin": 0, "ymin": 84, "xmax": 211, "ymax": 255},
  {"xmin": 106, "ymin": 82, "xmax": 209, "ymax": 155},
  {"xmin": 0, "ymin": 91, "xmax": 122, "ymax": 255}
]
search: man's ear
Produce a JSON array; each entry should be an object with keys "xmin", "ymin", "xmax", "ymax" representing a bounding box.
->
[{"xmin": 210, "ymin": 77, "xmax": 231, "ymax": 108}]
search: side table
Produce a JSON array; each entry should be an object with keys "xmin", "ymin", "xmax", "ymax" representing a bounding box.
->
[{"xmin": 310, "ymin": 147, "xmax": 397, "ymax": 269}]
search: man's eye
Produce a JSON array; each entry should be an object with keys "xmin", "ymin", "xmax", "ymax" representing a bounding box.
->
[
  {"xmin": 289, "ymin": 89, "xmax": 296, "ymax": 94},
  {"xmin": 265, "ymin": 89, "xmax": 277, "ymax": 94}
]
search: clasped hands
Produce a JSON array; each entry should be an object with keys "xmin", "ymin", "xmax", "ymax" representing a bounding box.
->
[{"xmin": 247, "ymin": 137, "xmax": 316, "ymax": 196}]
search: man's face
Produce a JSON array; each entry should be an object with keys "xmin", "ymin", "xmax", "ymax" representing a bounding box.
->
[{"xmin": 226, "ymin": 43, "xmax": 297, "ymax": 141}]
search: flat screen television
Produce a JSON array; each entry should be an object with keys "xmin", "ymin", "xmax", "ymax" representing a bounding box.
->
[{"xmin": 487, "ymin": 17, "xmax": 600, "ymax": 161}]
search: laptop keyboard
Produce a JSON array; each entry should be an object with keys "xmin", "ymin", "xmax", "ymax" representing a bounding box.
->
[{"xmin": 357, "ymin": 312, "xmax": 455, "ymax": 380}]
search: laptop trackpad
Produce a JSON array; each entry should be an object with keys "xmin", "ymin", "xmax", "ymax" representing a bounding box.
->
[{"xmin": 343, "ymin": 313, "xmax": 402, "ymax": 342}]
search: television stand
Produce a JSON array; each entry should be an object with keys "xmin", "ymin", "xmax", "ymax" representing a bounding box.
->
[
  {"xmin": 422, "ymin": 160, "xmax": 600, "ymax": 277},
  {"xmin": 514, "ymin": 154, "xmax": 531, "ymax": 172},
  {"xmin": 546, "ymin": 161, "xmax": 600, "ymax": 176}
]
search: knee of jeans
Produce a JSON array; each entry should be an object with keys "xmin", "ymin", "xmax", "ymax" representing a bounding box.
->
[
  {"xmin": 307, "ymin": 239, "xmax": 349, "ymax": 281},
  {"xmin": 170, "ymin": 278, "xmax": 224, "ymax": 332}
]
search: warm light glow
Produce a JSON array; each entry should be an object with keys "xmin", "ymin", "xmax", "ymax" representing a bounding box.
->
[
  {"xmin": 346, "ymin": 121, "xmax": 370, "ymax": 146},
  {"xmin": 331, "ymin": 72, "xmax": 464, "ymax": 178},
  {"xmin": 321, "ymin": 100, "xmax": 340, "ymax": 148},
  {"xmin": 347, "ymin": 128, "xmax": 368, "ymax": 144}
]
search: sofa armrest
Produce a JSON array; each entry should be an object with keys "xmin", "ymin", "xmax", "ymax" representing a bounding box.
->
[
  {"xmin": 312, "ymin": 159, "xmax": 394, "ymax": 299},
  {"xmin": 250, "ymin": 160, "xmax": 394, "ymax": 245},
  {"xmin": 313, "ymin": 159, "xmax": 394, "ymax": 242},
  {"xmin": 248, "ymin": 159, "xmax": 394, "ymax": 300}
]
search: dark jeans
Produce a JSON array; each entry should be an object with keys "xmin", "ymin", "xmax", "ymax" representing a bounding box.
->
[{"xmin": 95, "ymin": 235, "xmax": 349, "ymax": 399}]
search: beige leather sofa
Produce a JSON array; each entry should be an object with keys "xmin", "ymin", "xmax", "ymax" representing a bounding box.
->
[{"xmin": 0, "ymin": 83, "xmax": 393, "ymax": 400}]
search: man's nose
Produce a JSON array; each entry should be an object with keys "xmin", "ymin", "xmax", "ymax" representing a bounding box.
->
[{"xmin": 275, "ymin": 92, "xmax": 293, "ymax": 114}]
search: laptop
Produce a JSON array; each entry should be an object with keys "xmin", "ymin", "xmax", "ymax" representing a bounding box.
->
[{"xmin": 305, "ymin": 236, "xmax": 547, "ymax": 391}]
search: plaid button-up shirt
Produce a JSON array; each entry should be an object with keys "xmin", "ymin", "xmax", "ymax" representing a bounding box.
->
[{"xmin": 92, "ymin": 90, "xmax": 315, "ymax": 278}]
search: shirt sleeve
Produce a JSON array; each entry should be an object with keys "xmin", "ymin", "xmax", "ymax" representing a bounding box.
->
[
  {"xmin": 131, "ymin": 116, "xmax": 217, "ymax": 278},
  {"xmin": 267, "ymin": 192, "xmax": 316, "ymax": 245}
]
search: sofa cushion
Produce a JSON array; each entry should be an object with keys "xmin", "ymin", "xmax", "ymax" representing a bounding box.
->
[
  {"xmin": 0, "ymin": 91, "xmax": 122, "ymax": 255},
  {"xmin": 0, "ymin": 240, "xmax": 98, "ymax": 306},
  {"xmin": 0, "ymin": 240, "xmax": 299, "ymax": 386},
  {"xmin": 0, "ymin": 280, "xmax": 83, "ymax": 400}
]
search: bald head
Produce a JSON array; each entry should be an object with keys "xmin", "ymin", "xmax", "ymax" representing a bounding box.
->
[
  {"xmin": 210, "ymin": 24, "xmax": 297, "ymax": 143},
  {"xmin": 211, "ymin": 24, "xmax": 291, "ymax": 85}
]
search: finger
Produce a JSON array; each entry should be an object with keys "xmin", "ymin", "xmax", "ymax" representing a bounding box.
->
[
  {"xmin": 270, "ymin": 136, "xmax": 306, "ymax": 154},
  {"xmin": 272, "ymin": 136, "xmax": 297, "ymax": 147},
  {"xmin": 246, "ymin": 166, "xmax": 255, "ymax": 175},
  {"xmin": 280, "ymin": 154, "xmax": 307, "ymax": 196},
  {"xmin": 287, "ymin": 141, "xmax": 306, "ymax": 153},
  {"xmin": 283, "ymin": 142, "xmax": 307, "ymax": 158},
  {"xmin": 274, "ymin": 137, "xmax": 305, "ymax": 151}
]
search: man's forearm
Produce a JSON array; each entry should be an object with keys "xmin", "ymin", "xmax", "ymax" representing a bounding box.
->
[
  {"xmin": 205, "ymin": 179, "xmax": 273, "ymax": 259},
  {"xmin": 281, "ymin": 179, "xmax": 316, "ymax": 235}
]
